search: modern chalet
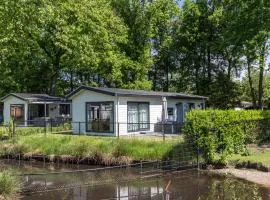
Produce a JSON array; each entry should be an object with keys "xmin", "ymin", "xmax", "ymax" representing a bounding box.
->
[{"xmin": 67, "ymin": 86, "xmax": 207, "ymax": 136}]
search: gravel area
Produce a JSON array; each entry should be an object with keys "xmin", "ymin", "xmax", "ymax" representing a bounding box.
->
[{"xmin": 211, "ymin": 168, "xmax": 270, "ymax": 187}]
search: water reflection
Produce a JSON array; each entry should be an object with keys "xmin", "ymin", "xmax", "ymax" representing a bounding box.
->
[
  {"xmin": 21, "ymin": 172, "xmax": 270, "ymax": 200},
  {"xmin": 0, "ymin": 159, "xmax": 269, "ymax": 200}
]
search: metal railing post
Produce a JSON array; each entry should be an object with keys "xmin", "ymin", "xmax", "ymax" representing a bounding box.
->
[
  {"xmin": 163, "ymin": 123, "xmax": 165, "ymax": 141},
  {"xmin": 79, "ymin": 122, "xmax": 81, "ymax": 135},
  {"xmin": 44, "ymin": 120, "xmax": 47, "ymax": 136},
  {"xmin": 117, "ymin": 122, "xmax": 120, "ymax": 138},
  {"xmin": 50, "ymin": 119, "xmax": 53, "ymax": 133}
]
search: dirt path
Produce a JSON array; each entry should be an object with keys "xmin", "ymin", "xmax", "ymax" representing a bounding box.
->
[{"xmin": 211, "ymin": 168, "xmax": 270, "ymax": 187}]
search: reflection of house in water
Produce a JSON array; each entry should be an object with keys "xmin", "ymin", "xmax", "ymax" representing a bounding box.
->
[
  {"xmin": 71, "ymin": 184, "xmax": 164, "ymax": 200},
  {"xmin": 117, "ymin": 185, "xmax": 164, "ymax": 199}
]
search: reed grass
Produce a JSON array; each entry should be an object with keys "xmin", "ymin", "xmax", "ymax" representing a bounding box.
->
[
  {"xmin": 0, "ymin": 135, "xmax": 185, "ymax": 164},
  {"xmin": 0, "ymin": 170, "xmax": 20, "ymax": 199}
]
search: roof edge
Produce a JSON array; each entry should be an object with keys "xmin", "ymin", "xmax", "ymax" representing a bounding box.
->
[
  {"xmin": 0, "ymin": 93, "xmax": 26, "ymax": 102},
  {"xmin": 66, "ymin": 85, "xmax": 208, "ymax": 100},
  {"xmin": 66, "ymin": 85, "xmax": 116, "ymax": 99}
]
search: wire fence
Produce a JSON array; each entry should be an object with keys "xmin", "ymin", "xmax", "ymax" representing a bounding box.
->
[
  {"xmin": 0, "ymin": 120, "xmax": 187, "ymax": 141},
  {"xmin": 18, "ymin": 154, "xmax": 202, "ymax": 193}
]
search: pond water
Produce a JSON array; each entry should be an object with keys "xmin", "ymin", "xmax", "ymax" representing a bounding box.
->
[{"xmin": 1, "ymin": 159, "xmax": 269, "ymax": 200}]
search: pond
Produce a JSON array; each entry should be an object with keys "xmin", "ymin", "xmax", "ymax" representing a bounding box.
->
[{"xmin": 1, "ymin": 159, "xmax": 269, "ymax": 200}]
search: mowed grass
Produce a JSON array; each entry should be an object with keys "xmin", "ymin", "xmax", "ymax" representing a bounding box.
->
[
  {"xmin": 0, "ymin": 134, "xmax": 184, "ymax": 161},
  {"xmin": 230, "ymin": 148, "xmax": 270, "ymax": 168}
]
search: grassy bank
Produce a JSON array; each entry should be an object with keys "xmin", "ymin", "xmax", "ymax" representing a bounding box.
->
[
  {"xmin": 0, "ymin": 135, "xmax": 185, "ymax": 165},
  {"xmin": 229, "ymin": 147, "xmax": 270, "ymax": 171},
  {"xmin": 0, "ymin": 171, "xmax": 20, "ymax": 199}
]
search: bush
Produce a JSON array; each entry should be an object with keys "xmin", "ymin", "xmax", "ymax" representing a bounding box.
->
[
  {"xmin": 0, "ymin": 171, "xmax": 20, "ymax": 199},
  {"xmin": 184, "ymin": 109, "xmax": 270, "ymax": 164}
]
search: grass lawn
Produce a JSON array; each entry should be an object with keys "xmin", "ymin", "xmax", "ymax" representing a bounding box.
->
[
  {"xmin": 230, "ymin": 147, "xmax": 270, "ymax": 168},
  {"xmin": 0, "ymin": 134, "xmax": 186, "ymax": 164}
]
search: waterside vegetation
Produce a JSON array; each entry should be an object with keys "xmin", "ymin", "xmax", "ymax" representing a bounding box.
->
[
  {"xmin": 0, "ymin": 170, "xmax": 20, "ymax": 200},
  {"xmin": 0, "ymin": 135, "xmax": 184, "ymax": 165},
  {"xmin": 184, "ymin": 109, "xmax": 270, "ymax": 165}
]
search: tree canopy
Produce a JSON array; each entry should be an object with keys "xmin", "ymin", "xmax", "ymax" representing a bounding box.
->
[{"xmin": 1, "ymin": 0, "xmax": 270, "ymax": 109}]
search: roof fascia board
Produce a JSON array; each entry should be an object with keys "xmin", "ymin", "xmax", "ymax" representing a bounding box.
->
[
  {"xmin": 67, "ymin": 86, "xmax": 115, "ymax": 99},
  {"xmin": 0, "ymin": 93, "xmax": 26, "ymax": 102}
]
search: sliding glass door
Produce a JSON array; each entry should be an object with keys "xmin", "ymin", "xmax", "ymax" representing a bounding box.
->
[
  {"xmin": 127, "ymin": 102, "xmax": 149, "ymax": 132},
  {"xmin": 86, "ymin": 102, "xmax": 114, "ymax": 133}
]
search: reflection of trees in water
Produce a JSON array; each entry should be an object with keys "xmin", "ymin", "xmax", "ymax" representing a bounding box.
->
[{"xmin": 200, "ymin": 178, "xmax": 263, "ymax": 200}]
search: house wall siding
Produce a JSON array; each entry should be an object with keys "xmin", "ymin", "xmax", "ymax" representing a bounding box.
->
[
  {"xmin": 3, "ymin": 96, "xmax": 27, "ymax": 123},
  {"xmin": 48, "ymin": 104, "xmax": 59, "ymax": 118}
]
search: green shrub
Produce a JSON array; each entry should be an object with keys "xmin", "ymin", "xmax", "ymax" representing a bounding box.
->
[
  {"xmin": 0, "ymin": 171, "xmax": 20, "ymax": 199},
  {"xmin": 184, "ymin": 109, "xmax": 270, "ymax": 164}
]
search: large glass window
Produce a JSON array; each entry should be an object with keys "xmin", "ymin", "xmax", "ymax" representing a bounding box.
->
[
  {"xmin": 86, "ymin": 102, "xmax": 114, "ymax": 133},
  {"xmin": 127, "ymin": 102, "xmax": 149, "ymax": 132},
  {"xmin": 59, "ymin": 104, "xmax": 71, "ymax": 116},
  {"xmin": 10, "ymin": 104, "xmax": 24, "ymax": 121}
]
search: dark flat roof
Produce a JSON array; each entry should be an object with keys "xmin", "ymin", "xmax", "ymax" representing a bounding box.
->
[
  {"xmin": 67, "ymin": 85, "xmax": 208, "ymax": 100},
  {"xmin": 0, "ymin": 93, "xmax": 71, "ymax": 103}
]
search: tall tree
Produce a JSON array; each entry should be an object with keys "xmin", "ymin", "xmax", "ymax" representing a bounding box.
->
[
  {"xmin": 1, "ymin": 0, "xmax": 129, "ymax": 95},
  {"xmin": 149, "ymin": 0, "xmax": 181, "ymax": 92},
  {"xmin": 111, "ymin": 0, "xmax": 153, "ymax": 89}
]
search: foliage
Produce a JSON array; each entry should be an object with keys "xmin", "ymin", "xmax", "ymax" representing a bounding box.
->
[
  {"xmin": 200, "ymin": 177, "xmax": 263, "ymax": 200},
  {"xmin": 184, "ymin": 109, "xmax": 270, "ymax": 164},
  {"xmin": 0, "ymin": 0, "xmax": 270, "ymax": 108},
  {"xmin": 0, "ymin": 135, "xmax": 183, "ymax": 162},
  {"xmin": 0, "ymin": 171, "xmax": 20, "ymax": 199}
]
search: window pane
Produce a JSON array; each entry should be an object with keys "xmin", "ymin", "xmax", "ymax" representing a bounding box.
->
[
  {"xmin": 10, "ymin": 105, "xmax": 24, "ymax": 121},
  {"xmin": 128, "ymin": 103, "xmax": 139, "ymax": 132},
  {"xmin": 59, "ymin": 104, "xmax": 70, "ymax": 115},
  {"xmin": 139, "ymin": 103, "xmax": 148, "ymax": 129},
  {"xmin": 128, "ymin": 102, "xmax": 149, "ymax": 132},
  {"xmin": 167, "ymin": 108, "xmax": 174, "ymax": 121},
  {"xmin": 86, "ymin": 102, "xmax": 114, "ymax": 133}
]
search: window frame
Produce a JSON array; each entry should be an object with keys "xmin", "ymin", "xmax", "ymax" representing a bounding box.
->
[
  {"xmin": 167, "ymin": 107, "xmax": 174, "ymax": 121},
  {"xmin": 85, "ymin": 101, "xmax": 114, "ymax": 133},
  {"xmin": 127, "ymin": 102, "xmax": 150, "ymax": 132},
  {"xmin": 10, "ymin": 104, "xmax": 25, "ymax": 121},
  {"xmin": 59, "ymin": 104, "xmax": 71, "ymax": 116}
]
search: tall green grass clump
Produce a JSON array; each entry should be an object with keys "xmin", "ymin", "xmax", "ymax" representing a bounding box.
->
[
  {"xmin": 0, "ymin": 171, "xmax": 20, "ymax": 199},
  {"xmin": 184, "ymin": 109, "xmax": 270, "ymax": 164},
  {"xmin": 0, "ymin": 135, "xmax": 183, "ymax": 164}
]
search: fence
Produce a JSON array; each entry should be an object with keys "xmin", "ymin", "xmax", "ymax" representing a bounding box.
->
[
  {"xmin": 71, "ymin": 121, "xmax": 186, "ymax": 138},
  {"xmin": 0, "ymin": 119, "xmax": 72, "ymax": 139},
  {"xmin": 11, "ymin": 137, "xmax": 201, "ymax": 194},
  {"xmin": 0, "ymin": 120, "xmax": 186, "ymax": 140}
]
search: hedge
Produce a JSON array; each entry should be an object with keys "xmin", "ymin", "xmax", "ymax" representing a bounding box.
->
[{"xmin": 184, "ymin": 110, "xmax": 270, "ymax": 164}]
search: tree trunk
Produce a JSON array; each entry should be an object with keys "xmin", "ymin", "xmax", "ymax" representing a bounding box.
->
[
  {"xmin": 247, "ymin": 58, "xmax": 257, "ymax": 108},
  {"xmin": 258, "ymin": 43, "xmax": 266, "ymax": 109},
  {"xmin": 50, "ymin": 55, "xmax": 60, "ymax": 96},
  {"xmin": 227, "ymin": 59, "xmax": 231, "ymax": 80},
  {"xmin": 70, "ymin": 69, "xmax": 74, "ymax": 92},
  {"xmin": 164, "ymin": 60, "xmax": 169, "ymax": 92}
]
